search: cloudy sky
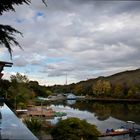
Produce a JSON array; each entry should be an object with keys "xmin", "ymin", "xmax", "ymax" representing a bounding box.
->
[{"xmin": 0, "ymin": 0, "xmax": 140, "ymax": 85}]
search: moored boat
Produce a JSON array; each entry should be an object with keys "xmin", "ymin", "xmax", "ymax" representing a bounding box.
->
[
  {"xmin": 100, "ymin": 121, "xmax": 140, "ymax": 137},
  {"xmin": 100, "ymin": 128, "xmax": 130, "ymax": 137}
]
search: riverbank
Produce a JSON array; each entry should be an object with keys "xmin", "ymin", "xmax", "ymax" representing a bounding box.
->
[
  {"xmin": 37, "ymin": 95, "xmax": 140, "ymax": 103},
  {"xmin": 84, "ymin": 97, "xmax": 140, "ymax": 103}
]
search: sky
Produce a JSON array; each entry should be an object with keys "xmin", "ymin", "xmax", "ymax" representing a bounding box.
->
[{"xmin": 0, "ymin": 0, "xmax": 140, "ymax": 86}]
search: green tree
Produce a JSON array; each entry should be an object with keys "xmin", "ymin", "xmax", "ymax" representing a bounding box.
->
[
  {"xmin": 28, "ymin": 81, "xmax": 52, "ymax": 97},
  {"xmin": 10, "ymin": 72, "xmax": 29, "ymax": 83},
  {"xmin": 8, "ymin": 73, "xmax": 31, "ymax": 109},
  {"xmin": 51, "ymin": 117, "xmax": 100, "ymax": 140},
  {"xmin": 8, "ymin": 83, "xmax": 31, "ymax": 109}
]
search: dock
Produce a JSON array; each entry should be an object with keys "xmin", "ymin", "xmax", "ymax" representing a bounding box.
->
[
  {"xmin": 27, "ymin": 106, "xmax": 55, "ymax": 118},
  {"xmin": 16, "ymin": 106, "xmax": 67, "ymax": 119}
]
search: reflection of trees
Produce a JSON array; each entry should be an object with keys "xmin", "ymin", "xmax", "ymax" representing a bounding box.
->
[
  {"xmin": 92, "ymin": 103, "xmax": 111, "ymax": 121},
  {"xmin": 111, "ymin": 103, "xmax": 140, "ymax": 124},
  {"xmin": 47, "ymin": 101, "xmax": 140, "ymax": 124},
  {"xmin": 92, "ymin": 103, "xmax": 140, "ymax": 123},
  {"xmin": 67, "ymin": 101, "xmax": 140, "ymax": 123},
  {"xmin": 72, "ymin": 101, "xmax": 93, "ymax": 112},
  {"xmin": 93, "ymin": 103, "xmax": 140, "ymax": 124}
]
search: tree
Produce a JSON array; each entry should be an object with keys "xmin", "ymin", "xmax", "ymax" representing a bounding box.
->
[
  {"xmin": 8, "ymin": 73, "xmax": 31, "ymax": 109},
  {"xmin": 73, "ymin": 83, "xmax": 83, "ymax": 95},
  {"xmin": 92, "ymin": 80, "xmax": 111, "ymax": 97},
  {"xmin": 0, "ymin": 0, "xmax": 47, "ymax": 58},
  {"xmin": 127, "ymin": 86, "xmax": 140, "ymax": 99},
  {"xmin": 10, "ymin": 72, "xmax": 29, "ymax": 83},
  {"xmin": 8, "ymin": 83, "xmax": 31, "ymax": 109},
  {"xmin": 51, "ymin": 117, "xmax": 100, "ymax": 140},
  {"xmin": 28, "ymin": 81, "xmax": 52, "ymax": 97},
  {"xmin": 113, "ymin": 83, "xmax": 124, "ymax": 98}
]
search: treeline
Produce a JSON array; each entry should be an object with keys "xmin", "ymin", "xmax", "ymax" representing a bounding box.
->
[
  {"xmin": 0, "ymin": 69, "xmax": 140, "ymax": 109},
  {"xmin": 49, "ymin": 69, "xmax": 140, "ymax": 99},
  {"xmin": 0, "ymin": 73, "xmax": 52, "ymax": 109}
]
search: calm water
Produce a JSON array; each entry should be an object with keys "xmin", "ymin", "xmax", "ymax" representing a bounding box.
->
[{"xmin": 47, "ymin": 100, "xmax": 140, "ymax": 140}]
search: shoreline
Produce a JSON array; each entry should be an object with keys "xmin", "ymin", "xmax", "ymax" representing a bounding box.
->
[
  {"xmin": 38, "ymin": 96, "xmax": 140, "ymax": 103},
  {"xmin": 81, "ymin": 97, "xmax": 140, "ymax": 103}
]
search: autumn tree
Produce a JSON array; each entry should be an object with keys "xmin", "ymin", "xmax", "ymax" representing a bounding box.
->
[
  {"xmin": 92, "ymin": 80, "xmax": 111, "ymax": 97},
  {"xmin": 127, "ymin": 86, "xmax": 140, "ymax": 99},
  {"xmin": 73, "ymin": 83, "xmax": 84, "ymax": 95},
  {"xmin": 113, "ymin": 83, "xmax": 124, "ymax": 98}
]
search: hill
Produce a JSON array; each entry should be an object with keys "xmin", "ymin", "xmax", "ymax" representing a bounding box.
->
[{"xmin": 50, "ymin": 69, "xmax": 140, "ymax": 99}]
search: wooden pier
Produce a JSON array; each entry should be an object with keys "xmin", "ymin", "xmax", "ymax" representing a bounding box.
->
[{"xmin": 27, "ymin": 106, "xmax": 55, "ymax": 118}]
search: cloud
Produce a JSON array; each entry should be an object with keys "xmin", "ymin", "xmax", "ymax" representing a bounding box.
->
[{"xmin": 0, "ymin": 0, "xmax": 140, "ymax": 85}]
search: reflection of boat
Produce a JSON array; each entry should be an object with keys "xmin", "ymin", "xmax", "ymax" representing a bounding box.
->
[{"xmin": 67, "ymin": 99, "xmax": 76, "ymax": 105}]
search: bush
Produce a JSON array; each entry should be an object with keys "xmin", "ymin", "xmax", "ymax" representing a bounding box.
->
[
  {"xmin": 51, "ymin": 117, "xmax": 100, "ymax": 140},
  {"xmin": 24, "ymin": 117, "xmax": 42, "ymax": 134}
]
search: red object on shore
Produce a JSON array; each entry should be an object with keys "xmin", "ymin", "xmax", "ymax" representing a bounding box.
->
[{"xmin": 100, "ymin": 130, "xmax": 130, "ymax": 137}]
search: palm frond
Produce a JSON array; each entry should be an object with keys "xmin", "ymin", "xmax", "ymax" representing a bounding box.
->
[
  {"xmin": 0, "ymin": 0, "xmax": 31, "ymax": 15},
  {"xmin": 42, "ymin": 0, "xmax": 47, "ymax": 7},
  {"xmin": 0, "ymin": 24, "xmax": 22, "ymax": 59}
]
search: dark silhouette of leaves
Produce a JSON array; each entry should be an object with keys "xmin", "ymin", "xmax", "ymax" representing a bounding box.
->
[
  {"xmin": 0, "ymin": 0, "xmax": 30, "ymax": 15},
  {"xmin": 0, "ymin": 24, "xmax": 22, "ymax": 58}
]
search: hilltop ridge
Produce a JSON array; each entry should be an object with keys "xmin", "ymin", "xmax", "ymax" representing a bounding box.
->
[{"xmin": 50, "ymin": 68, "xmax": 140, "ymax": 99}]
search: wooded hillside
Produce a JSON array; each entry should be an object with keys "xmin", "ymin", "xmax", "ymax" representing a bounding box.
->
[{"xmin": 49, "ymin": 69, "xmax": 140, "ymax": 99}]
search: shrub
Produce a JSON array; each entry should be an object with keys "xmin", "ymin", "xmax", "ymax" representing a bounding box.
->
[{"xmin": 51, "ymin": 117, "xmax": 100, "ymax": 140}]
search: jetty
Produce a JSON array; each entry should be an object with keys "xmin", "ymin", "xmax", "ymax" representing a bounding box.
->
[{"xmin": 27, "ymin": 106, "xmax": 55, "ymax": 118}]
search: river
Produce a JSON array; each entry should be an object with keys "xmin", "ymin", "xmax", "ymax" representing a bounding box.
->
[{"xmin": 46, "ymin": 100, "xmax": 140, "ymax": 140}]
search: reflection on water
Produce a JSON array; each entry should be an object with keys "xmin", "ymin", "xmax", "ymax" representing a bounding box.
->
[
  {"xmin": 71, "ymin": 101, "xmax": 140, "ymax": 125},
  {"xmin": 47, "ymin": 100, "xmax": 140, "ymax": 140},
  {"xmin": 67, "ymin": 99, "xmax": 76, "ymax": 105}
]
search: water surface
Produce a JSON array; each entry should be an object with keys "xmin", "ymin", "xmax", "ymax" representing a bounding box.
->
[{"xmin": 47, "ymin": 100, "xmax": 140, "ymax": 140}]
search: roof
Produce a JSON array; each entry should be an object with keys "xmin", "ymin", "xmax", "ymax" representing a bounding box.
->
[
  {"xmin": 0, "ymin": 61, "xmax": 13, "ymax": 78},
  {"xmin": 0, "ymin": 61, "xmax": 13, "ymax": 67}
]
